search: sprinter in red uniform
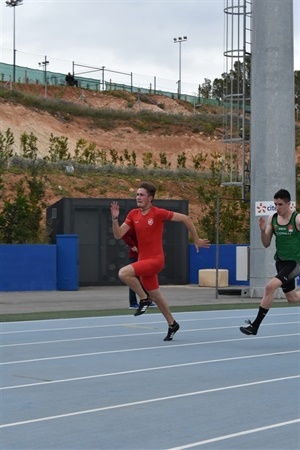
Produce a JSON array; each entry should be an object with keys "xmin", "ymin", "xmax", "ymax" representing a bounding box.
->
[
  {"xmin": 122, "ymin": 227, "xmax": 155, "ymax": 309},
  {"xmin": 111, "ymin": 181, "xmax": 210, "ymax": 341}
]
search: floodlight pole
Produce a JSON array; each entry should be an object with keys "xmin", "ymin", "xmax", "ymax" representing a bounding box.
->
[
  {"xmin": 6, "ymin": 0, "xmax": 23, "ymax": 83},
  {"xmin": 173, "ymin": 36, "xmax": 187, "ymax": 99}
]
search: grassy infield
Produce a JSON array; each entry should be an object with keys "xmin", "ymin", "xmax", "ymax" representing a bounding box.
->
[{"xmin": 1, "ymin": 301, "xmax": 293, "ymax": 323}]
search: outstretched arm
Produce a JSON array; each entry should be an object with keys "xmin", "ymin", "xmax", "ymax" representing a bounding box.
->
[{"xmin": 171, "ymin": 212, "xmax": 210, "ymax": 252}]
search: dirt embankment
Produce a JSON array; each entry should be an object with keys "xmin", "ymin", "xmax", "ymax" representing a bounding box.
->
[
  {"xmin": 1, "ymin": 83, "xmax": 298, "ymax": 226},
  {"xmin": 0, "ymin": 83, "xmax": 224, "ymax": 168},
  {"xmin": 0, "ymin": 84, "xmax": 225, "ymax": 225}
]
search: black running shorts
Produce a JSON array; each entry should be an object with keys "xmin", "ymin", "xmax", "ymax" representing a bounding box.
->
[{"xmin": 275, "ymin": 260, "xmax": 300, "ymax": 293}]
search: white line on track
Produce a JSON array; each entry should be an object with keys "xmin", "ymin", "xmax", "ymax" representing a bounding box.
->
[
  {"xmin": 1, "ymin": 375, "xmax": 299, "ymax": 429},
  {"xmin": 1, "ymin": 332, "xmax": 299, "ymax": 366},
  {"xmin": 0, "ymin": 325, "xmax": 269, "ymax": 347},
  {"xmin": 1, "ymin": 322, "xmax": 300, "ymax": 348},
  {"xmin": 166, "ymin": 418, "xmax": 300, "ymax": 449},
  {"xmin": 1, "ymin": 311, "xmax": 299, "ymax": 334},
  {"xmin": 1, "ymin": 349, "xmax": 299, "ymax": 390}
]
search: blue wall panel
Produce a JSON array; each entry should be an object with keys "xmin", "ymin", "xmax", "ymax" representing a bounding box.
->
[
  {"xmin": 1, "ymin": 243, "xmax": 298, "ymax": 292},
  {"xmin": 56, "ymin": 235, "xmax": 79, "ymax": 291},
  {"xmin": 0, "ymin": 245, "xmax": 57, "ymax": 291}
]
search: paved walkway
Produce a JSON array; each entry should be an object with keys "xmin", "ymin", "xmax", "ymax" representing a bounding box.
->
[{"xmin": 0, "ymin": 285, "xmax": 262, "ymax": 315}]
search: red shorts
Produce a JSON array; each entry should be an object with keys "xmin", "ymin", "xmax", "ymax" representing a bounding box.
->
[{"xmin": 131, "ymin": 257, "xmax": 164, "ymax": 291}]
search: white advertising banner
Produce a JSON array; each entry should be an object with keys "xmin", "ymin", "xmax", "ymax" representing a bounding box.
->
[{"xmin": 255, "ymin": 201, "xmax": 296, "ymax": 216}]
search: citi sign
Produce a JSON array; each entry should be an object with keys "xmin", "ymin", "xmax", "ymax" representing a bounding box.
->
[{"xmin": 255, "ymin": 201, "xmax": 296, "ymax": 216}]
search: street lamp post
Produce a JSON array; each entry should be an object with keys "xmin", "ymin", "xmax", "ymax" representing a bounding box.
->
[
  {"xmin": 6, "ymin": 0, "xmax": 23, "ymax": 83},
  {"xmin": 173, "ymin": 36, "xmax": 187, "ymax": 99},
  {"xmin": 38, "ymin": 56, "xmax": 50, "ymax": 98}
]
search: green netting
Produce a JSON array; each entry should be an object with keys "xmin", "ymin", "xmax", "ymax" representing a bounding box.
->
[
  {"xmin": 0, "ymin": 61, "xmax": 235, "ymax": 109},
  {"xmin": 0, "ymin": 62, "xmax": 101, "ymax": 89},
  {"xmin": 104, "ymin": 81, "xmax": 223, "ymax": 107}
]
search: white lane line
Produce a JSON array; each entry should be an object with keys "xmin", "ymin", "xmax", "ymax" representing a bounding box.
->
[
  {"xmin": 1, "ymin": 349, "xmax": 299, "ymax": 390},
  {"xmin": 0, "ymin": 323, "xmax": 133, "ymax": 335},
  {"xmin": 0, "ymin": 326, "xmax": 262, "ymax": 347},
  {"xmin": 0, "ymin": 319, "xmax": 224, "ymax": 335},
  {"xmin": 0, "ymin": 333, "xmax": 300, "ymax": 366},
  {"xmin": 0, "ymin": 330, "xmax": 163, "ymax": 347},
  {"xmin": 1, "ymin": 312, "xmax": 299, "ymax": 335},
  {"xmin": 1, "ymin": 375, "xmax": 299, "ymax": 429},
  {"xmin": 166, "ymin": 418, "xmax": 300, "ymax": 449},
  {"xmin": 1, "ymin": 323, "xmax": 300, "ymax": 348},
  {"xmin": 1, "ymin": 333, "xmax": 300, "ymax": 366}
]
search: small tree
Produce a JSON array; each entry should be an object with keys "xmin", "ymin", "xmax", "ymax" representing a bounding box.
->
[
  {"xmin": 0, "ymin": 161, "xmax": 47, "ymax": 243},
  {"xmin": 197, "ymin": 153, "xmax": 250, "ymax": 243},
  {"xmin": 159, "ymin": 152, "xmax": 171, "ymax": 169},
  {"xmin": 192, "ymin": 151, "xmax": 207, "ymax": 170},
  {"xmin": 109, "ymin": 149, "xmax": 118, "ymax": 165},
  {"xmin": 123, "ymin": 149, "xmax": 137, "ymax": 167},
  {"xmin": 0, "ymin": 128, "xmax": 14, "ymax": 162},
  {"xmin": 74, "ymin": 138, "xmax": 97, "ymax": 165},
  {"xmin": 20, "ymin": 131, "xmax": 38, "ymax": 159},
  {"xmin": 131, "ymin": 150, "xmax": 137, "ymax": 167},
  {"xmin": 45, "ymin": 133, "xmax": 71, "ymax": 162},
  {"xmin": 142, "ymin": 151, "xmax": 153, "ymax": 168},
  {"xmin": 200, "ymin": 78, "xmax": 212, "ymax": 99},
  {"xmin": 177, "ymin": 151, "xmax": 187, "ymax": 168},
  {"xmin": 97, "ymin": 150, "xmax": 108, "ymax": 166}
]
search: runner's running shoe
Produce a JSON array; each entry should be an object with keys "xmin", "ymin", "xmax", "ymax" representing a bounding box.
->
[
  {"xmin": 240, "ymin": 319, "xmax": 257, "ymax": 335},
  {"xmin": 164, "ymin": 321, "xmax": 180, "ymax": 341},
  {"xmin": 134, "ymin": 297, "xmax": 152, "ymax": 316}
]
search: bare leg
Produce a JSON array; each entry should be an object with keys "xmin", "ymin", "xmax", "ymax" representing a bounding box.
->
[
  {"xmin": 241, "ymin": 277, "xmax": 300, "ymax": 336},
  {"xmin": 119, "ymin": 265, "xmax": 147, "ymax": 301},
  {"xmin": 147, "ymin": 288, "xmax": 175, "ymax": 325},
  {"xmin": 119, "ymin": 266, "xmax": 176, "ymax": 326},
  {"xmin": 260, "ymin": 277, "xmax": 282, "ymax": 309},
  {"xmin": 261, "ymin": 277, "xmax": 300, "ymax": 307},
  {"xmin": 241, "ymin": 277, "xmax": 281, "ymax": 335},
  {"xmin": 285, "ymin": 289, "xmax": 300, "ymax": 304}
]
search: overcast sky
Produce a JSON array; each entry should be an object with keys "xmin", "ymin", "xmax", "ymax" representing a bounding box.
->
[{"xmin": 0, "ymin": 0, "xmax": 299, "ymax": 95}]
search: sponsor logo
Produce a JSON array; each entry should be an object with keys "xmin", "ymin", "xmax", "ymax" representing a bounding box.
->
[{"xmin": 256, "ymin": 202, "xmax": 268, "ymax": 214}]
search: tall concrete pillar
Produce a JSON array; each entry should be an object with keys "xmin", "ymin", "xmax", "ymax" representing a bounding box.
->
[{"xmin": 250, "ymin": 0, "xmax": 295, "ymax": 297}]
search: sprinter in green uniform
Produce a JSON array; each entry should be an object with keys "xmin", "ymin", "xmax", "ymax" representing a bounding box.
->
[{"xmin": 240, "ymin": 189, "xmax": 300, "ymax": 335}]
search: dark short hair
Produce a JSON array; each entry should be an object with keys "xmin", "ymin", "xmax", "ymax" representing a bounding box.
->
[
  {"xmin": 138, "ymin": 182, "xmax": 156, "ymax": 198},
  {"xmin": 274, "ymin": 189, "xmax": 291, "ymax": 202}
]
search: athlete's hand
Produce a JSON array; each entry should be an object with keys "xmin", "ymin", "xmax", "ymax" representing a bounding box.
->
[
  {"xmin": 110, "ymin": 201, "xmax": 119, "ymax": 220},
  {"xmin": 194, "ymin": 238, "xmax": 210, "ymax": 252},
  {"xmin": 259, "ymin": 217, "xmax": 266, "ymax": 231}
]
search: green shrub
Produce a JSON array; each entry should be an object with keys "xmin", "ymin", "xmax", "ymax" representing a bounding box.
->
[
  {"xmin": 20, "ymin": 132, "xmax": 38, "ymax": 159},
  {"xmin": 0, "ymin": 128, "xmax": 14, "ymax": 162},
  {"xmin": 45, "ymin": 133, "xmax": 71, "ymax": 162}
]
